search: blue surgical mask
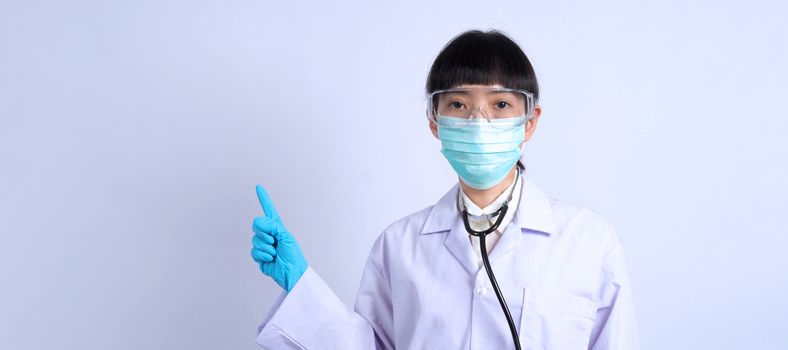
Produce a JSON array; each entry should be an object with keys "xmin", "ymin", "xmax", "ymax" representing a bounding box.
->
[{"xmin": 437, "ymin": 116, "xmax": 526, "ymax": 190}]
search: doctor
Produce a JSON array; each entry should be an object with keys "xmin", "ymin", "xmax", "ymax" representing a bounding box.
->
[{"xmin": 250, "ymin": 29, "xmax": 639, "ymax": 349}]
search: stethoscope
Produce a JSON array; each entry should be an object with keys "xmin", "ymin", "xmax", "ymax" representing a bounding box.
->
[{"xmin": 456, "ymin": 165, "xmax": 523, "ymax": 350}]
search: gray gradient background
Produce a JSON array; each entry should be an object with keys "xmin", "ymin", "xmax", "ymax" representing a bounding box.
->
[{"xmin": 1, "ymin": 0, "xmax": 787, "ymax": 349}]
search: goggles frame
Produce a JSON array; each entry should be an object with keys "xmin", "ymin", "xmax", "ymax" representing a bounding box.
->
[{"xmin": 426, "ymin": 87, "xmax": 537, "ymax": 122}]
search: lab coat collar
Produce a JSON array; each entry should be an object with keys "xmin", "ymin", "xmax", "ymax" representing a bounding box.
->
[{"xmin": 420, "ymin": 175, "xmax": 557, "ymax": 236}]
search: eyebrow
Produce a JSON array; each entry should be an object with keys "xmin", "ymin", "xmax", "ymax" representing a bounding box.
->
[{"xmin": 441, "ymin": 91, "xmax": 471, "ymax": 97}]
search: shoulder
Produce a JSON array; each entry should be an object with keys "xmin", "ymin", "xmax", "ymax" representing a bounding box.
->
[
  {"xmin": 364, "ymin": 205, "xmax": 434, "ymax": 268},
  {"xmin": 379, "ymin": 205, "xmax": 435, "ymax": 240},
  {"xmin": 548, "ymin": 197, "xmax": 621, "ymax": 253}
]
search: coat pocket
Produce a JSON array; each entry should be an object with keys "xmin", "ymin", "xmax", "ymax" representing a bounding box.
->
[{"xmin": 519, "ymin": 287, "xmax": 597, "ymax": 350}]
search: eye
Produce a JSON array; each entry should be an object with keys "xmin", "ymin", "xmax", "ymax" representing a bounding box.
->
[
  {"xmin": 496, "ymin": 101, "xmax": 510, "ymax": 109},
  {"xmin": 449, "ymin": 101, "xmax": 465, "ymax": 109}
]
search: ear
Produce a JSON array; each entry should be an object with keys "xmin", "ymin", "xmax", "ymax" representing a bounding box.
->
[
  {"xmin": 428, "ymin": 115, "xmax": 439, "ymax": 139},
  {"xmin": 524, "ymin": 105, "xmax": 542, "ymax": 142}
]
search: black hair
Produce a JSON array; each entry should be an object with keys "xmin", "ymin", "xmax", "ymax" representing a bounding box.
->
[{"xmin": 427, "ymin": 29, "xmax": 539, "ymax": 172}]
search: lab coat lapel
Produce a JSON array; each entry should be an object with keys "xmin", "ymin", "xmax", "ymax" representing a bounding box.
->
[
  {"xmin": 422, "ymin": 176, "xmax": 557, "ymax": 275},
  {"xmin": 486, "ymin": 177, "xmax": 527, "ymax": 264},
  {"xmin": 420, "ymin": 183, "xmax": 480, "ymax": 275},
  {"xmin": 487, "ymin": 176, "xmax": 557, "ymax": 262},
  {"xmin": 486, "ymin": 218, "xmax": 522, "ymax": 263},
  {"xmin": 444, "ymin": 216, "xmax": 480, "ymax": 275},
  {"xmin": 518, "ymin": 176, "xmax": 557, "ymax": 236}
]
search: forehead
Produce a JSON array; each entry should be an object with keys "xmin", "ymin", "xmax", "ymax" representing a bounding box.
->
[
  {"xmin": 446, "ymin": 83, "xmax": 507, "ymax": 92},
  {"xmin": 438, "ymin": 85, "xmax": 522, "ymax": 99},
  {"xmin": 452, "ymin": 83, "xmax": 506, "ymax": 89}
]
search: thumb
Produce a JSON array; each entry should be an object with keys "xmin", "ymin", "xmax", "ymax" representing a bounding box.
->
[{"xmin": 256, "ymin": 184, "xmax": 281, "ymax": 221}]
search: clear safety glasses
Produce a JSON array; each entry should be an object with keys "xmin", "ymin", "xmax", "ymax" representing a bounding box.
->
[{"xmin": 427, "ymin": 87, "xmax": 536, "ymax": 128}]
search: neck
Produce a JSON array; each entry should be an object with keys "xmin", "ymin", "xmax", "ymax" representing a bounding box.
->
[{"xmin": 459, "ymin": 167, "xmax": 519, "ymax": 209}]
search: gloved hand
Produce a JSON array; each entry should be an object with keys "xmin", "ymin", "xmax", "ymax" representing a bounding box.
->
[{"xmin": 251, "ymin": 184, "xmax": 308, "ymax": 292}]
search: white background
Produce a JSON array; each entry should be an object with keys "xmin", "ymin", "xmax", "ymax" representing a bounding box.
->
[{"xmin": 1, "ymin": 0, "xmax": 786, "ymax": 349}]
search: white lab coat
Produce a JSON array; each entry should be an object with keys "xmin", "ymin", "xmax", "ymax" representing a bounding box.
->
[{"xmin": 255, "ymin": 176, "xmax": 640, "ymax": 349}]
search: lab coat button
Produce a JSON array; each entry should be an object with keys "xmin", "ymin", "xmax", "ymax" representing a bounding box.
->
[{"xmin": 475, "ymin": 287, "xmax": 487, "ymax": 296}]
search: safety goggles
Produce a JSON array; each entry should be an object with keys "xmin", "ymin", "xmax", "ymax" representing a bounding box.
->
[{"xmin": 426, "ymin": 87, "xmax": 536, "ymax": 127}]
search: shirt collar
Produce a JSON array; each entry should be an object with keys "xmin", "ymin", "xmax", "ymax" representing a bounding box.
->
[
  {"xmin": 420, "ymin": 175, "xmax": 557, "ymax": 236},
  {"xmin": 461, "ymin": 174, "xmax": 520, "ymax": 216}
]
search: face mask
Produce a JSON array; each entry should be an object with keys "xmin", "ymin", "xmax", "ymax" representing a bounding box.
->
[{"xmin": 437, "ymin": 116, "xmax": 526, "ymax": 190}]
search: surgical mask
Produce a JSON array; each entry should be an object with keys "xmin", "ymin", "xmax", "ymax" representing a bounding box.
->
[{"xmin": 437, "ymin": 115, "xmax": 526, "ymax": 190}]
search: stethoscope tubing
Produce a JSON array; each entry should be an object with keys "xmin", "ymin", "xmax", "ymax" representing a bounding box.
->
[{"xmin": 458, "ymin": 167, "xmax": 523, "ymax": 350}]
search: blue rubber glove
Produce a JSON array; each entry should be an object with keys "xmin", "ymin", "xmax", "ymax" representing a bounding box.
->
[{"xmin": 251, "ymin": 184, "xmax": 308, "ymax": 292}]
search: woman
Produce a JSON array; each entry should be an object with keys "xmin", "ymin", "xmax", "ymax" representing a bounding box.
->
[{"xmin": 250, "ymin": 30, "xmax": 639, "ymax": 349}]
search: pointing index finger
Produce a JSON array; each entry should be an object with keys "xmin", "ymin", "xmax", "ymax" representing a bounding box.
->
[{"xmin": 255, "ymin": 184, "xmax": 280, "ymax": 221}]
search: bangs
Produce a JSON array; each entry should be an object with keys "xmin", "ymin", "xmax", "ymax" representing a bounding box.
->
[{"xmin": 426, "ymin": 30, "xmax": 539, "ymax": 101}]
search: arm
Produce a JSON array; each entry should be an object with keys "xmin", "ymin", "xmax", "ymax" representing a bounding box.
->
[
  {"xmin": 255, "ymin": 253, "xmax": 394, "ymax": 348},
  {"xmin": 588, "ymin": 236, "xmax": 640, "ymax": 350},
  {"xmin": 255, "ymin": 265, "xmax": 387, "ymax": 349},
  {"xmin": 251, "ymin": 185, "xmax": 394, "ymax": 349}
]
